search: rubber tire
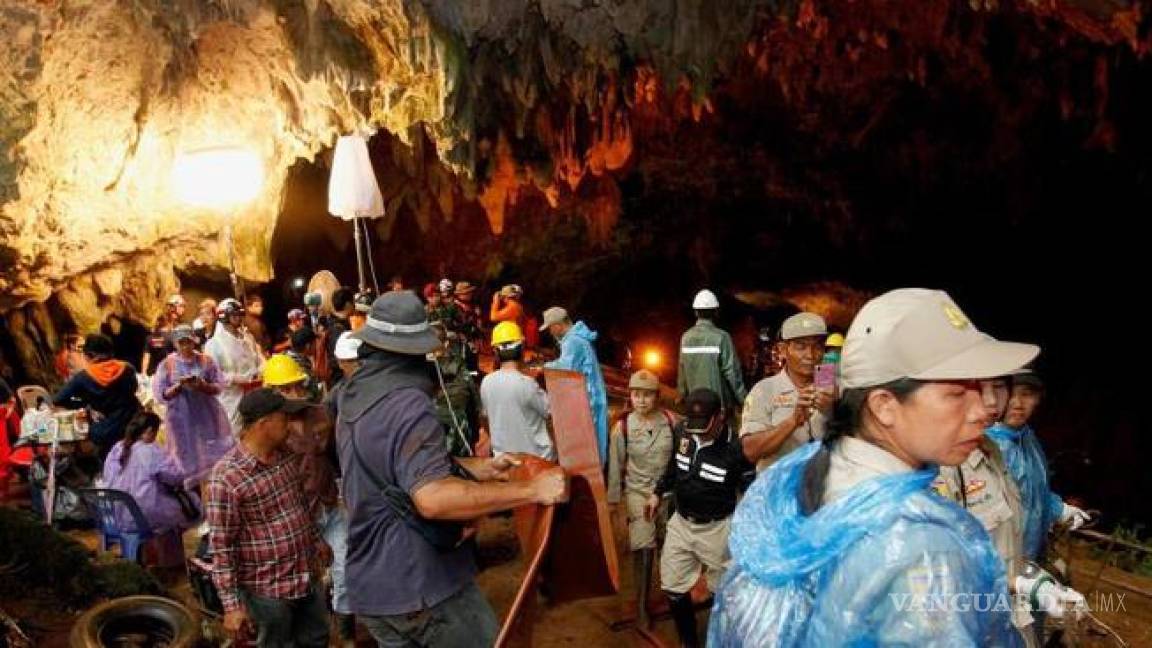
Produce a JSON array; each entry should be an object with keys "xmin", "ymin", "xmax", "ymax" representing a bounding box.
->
[{"xmin": 69, "ymin": 595, "xmax": 199, "ymax": 648}]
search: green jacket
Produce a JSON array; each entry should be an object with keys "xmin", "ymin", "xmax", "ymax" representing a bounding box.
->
[
  {"xmin": 433, "ymin": 350, "xmax": 479, "ymax": 456},
  {"xmin": 677, "ymin": 318, "xmax": 747, "ymax": 409}
]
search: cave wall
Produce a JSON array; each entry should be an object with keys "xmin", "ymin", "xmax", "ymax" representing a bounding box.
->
[
  {"xmin": 1, "ymin": 0, "xmax": 1147, "ymax": 384},
  {"xmin": 1, "ymin": 0, "xmax": 779, "ymax": 379}
]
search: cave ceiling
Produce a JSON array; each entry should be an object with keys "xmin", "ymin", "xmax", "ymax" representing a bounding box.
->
[{"xmin": 0, "ymin": 0, "xmax": 1144, "ymax": 321}]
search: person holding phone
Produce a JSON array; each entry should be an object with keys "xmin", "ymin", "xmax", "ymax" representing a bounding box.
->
[
  {"xmin": 154, "ymin": 325, "xmax": 234, "ymax": 487},
  {"xmin": 739, "ymin": 312, "xmax": 835, "ymax": 471}
]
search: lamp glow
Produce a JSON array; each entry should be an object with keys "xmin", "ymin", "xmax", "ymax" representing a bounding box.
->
[
  {"xmin": 171, "ymin": 147, "xmax": 263, "ymax": 209},
  {"xmin": 642, "ymin": 349, "xmax": 663, "ymax": 369}
]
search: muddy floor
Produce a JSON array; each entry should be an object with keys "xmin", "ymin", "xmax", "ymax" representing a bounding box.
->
[{"xmin": 6, "ymin": 504, "xmax": 1152, "ymax": 647}]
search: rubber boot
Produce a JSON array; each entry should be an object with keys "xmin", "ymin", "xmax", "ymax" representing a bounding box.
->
[
  {"xmin": 666, "ymin": 590, "xmax": 699, "ymax": 648},
  {"xmin": 634, "ymin": 549, "xmax": 654, "ymax": 628}
]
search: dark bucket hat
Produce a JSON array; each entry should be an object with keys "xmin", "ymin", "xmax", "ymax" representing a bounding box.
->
[{"xmin": 352, "ymin": 290, "xmax": 440, "ymax": 355}]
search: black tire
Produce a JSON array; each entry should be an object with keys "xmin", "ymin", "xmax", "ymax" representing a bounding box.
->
[{"xmin": 69, "ymin": 595, "xmax": 198, "ymax": 648}]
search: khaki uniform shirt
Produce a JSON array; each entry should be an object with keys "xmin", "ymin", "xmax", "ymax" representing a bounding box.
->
[
  {"xmin": 607, "ymin": 410, "xmax": 676, "ymax": 502},
  {"xmin": 935, "ymin": 442, "xmax": 1034, "ymax": 637},
  {"xmin": 823, "ymin": 436, "xmax": 911, "ymax": 504},
  {"xmin": 740, "ymin": 370, "xmax": 828, "ymax": 471}
]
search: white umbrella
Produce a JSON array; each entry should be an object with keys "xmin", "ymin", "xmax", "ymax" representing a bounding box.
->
[{"xmin": 328, "ymin": 135, "xmax": 385, "ymax": 292}]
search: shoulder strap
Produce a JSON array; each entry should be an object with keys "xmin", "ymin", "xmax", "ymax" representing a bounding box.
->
[
  {"xmin": 346, "ymin": 421, "xmax": 433, "ymax": 521},
  {"xmin": 347, "ymin": 423, "xmax": 396, "ymax": 495}
]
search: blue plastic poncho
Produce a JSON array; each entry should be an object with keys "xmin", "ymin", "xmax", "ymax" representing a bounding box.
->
[
  {"xmin": 985, "ymin": 423, "xmax": 1064, "ymax": 560},
  {"xmin": 709, "ymin": 443, "xmax": 1022, "ymax": 647},
  {"xmin": 545, "ymin": 321, "xmax": 608, "ymax": 464}
]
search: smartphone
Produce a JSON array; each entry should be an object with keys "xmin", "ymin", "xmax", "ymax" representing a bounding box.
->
[{"xmin": 814, "ymin": 363, "xmax": 837, "ymax": 391}]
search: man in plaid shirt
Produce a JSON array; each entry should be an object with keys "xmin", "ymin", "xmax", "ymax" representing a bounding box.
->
[{"xmin": 207, "ymin": 388, "xmax": 331, "ymax": 646}]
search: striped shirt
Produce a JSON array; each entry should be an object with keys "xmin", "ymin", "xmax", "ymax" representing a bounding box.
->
[
  {"xmin": 654, "ymin": 425, "xmax": 752, "ymax": 522},
  {"xmin": 207, "ymin": 443, "xmax": 319, "ymax": 612}
]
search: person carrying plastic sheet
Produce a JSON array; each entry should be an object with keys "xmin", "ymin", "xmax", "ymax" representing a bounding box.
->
[
  {"xmin": 709, "ymin": 288, "xmax": 1036, "ymax": 647},
  {"xmin": 541, "ymin": 306, "xmax": 609, "ymax": 464}
]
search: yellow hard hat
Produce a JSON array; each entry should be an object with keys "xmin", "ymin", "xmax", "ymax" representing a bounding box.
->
[
  {"xmin": 825, "ymin": 333, "xmax": 845, "ymax": 348},
  {"xmin": 263, "ymin": 354, "xmax": 308, "ymax": 387},
  {"xmin": 491, "ymin": 321, "xmax": 525, "ymax": 347}
]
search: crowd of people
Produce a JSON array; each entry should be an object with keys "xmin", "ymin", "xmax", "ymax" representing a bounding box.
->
[
  {"xmin": 608, "ymin": 288, "xmax": 1093, "ymax": 647},
  {"xmin": 0, "ymin": 279, "xmax": 1094, "ymax": 647},
  {"xmin": 670, "ymin": 289, "xmax": 1088, "ymax": 647}
]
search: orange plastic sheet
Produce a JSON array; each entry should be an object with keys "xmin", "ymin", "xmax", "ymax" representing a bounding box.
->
[
  {"xmin": 496, "ymin": 369, "xmax": 620, "ymax": 645},
  {"xmin": 540, "ymin": 368, "xmax": 619, "ymax": 600}
]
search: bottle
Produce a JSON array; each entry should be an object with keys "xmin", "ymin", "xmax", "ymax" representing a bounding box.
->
[{"xmin": 36, "ymin": 400, "xmax": 52, "ymax": 440}]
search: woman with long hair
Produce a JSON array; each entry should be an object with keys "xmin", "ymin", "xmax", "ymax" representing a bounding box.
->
[{"xmin": 103, "ymin": 411, "xmax": 200, "ymax": 532}]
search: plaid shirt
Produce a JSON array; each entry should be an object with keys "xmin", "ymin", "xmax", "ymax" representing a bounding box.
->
[{"xmin": 207, "ymin": 442, "xmax": 319, "ymax": 612}]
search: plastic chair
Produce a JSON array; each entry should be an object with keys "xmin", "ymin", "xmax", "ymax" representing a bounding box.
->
[
  {"xmin": 16, "ymin": 385, "xmax": 51, "ymax": 413},
  {"xmin": 80, "ymin": 488, "xmax": 155, "ymax": 562}
]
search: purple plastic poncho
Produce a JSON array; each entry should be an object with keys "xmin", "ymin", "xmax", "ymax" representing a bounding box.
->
[
  {"xmin": 103, "ymin": 440, "xmax": 200, "ymax": 532},
  {"xmin": 152, "ymin": 352, "xmax": 234, "ymax": 484}
]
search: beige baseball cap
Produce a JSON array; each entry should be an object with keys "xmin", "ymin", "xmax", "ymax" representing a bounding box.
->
[
  {"xmin": 840, "ymin": 288, "xmax": 1039, "ymax": 389},
  {"xmin": 780, "ymin": 312, "xmax": 828, "ymax": 340},
  {"xmin": 628, "ymin": 369, "xmax": 660, "ymax": 391},
  {"xmin": 539, "ymin": 306, "xmax": 569, "ymax": 331}
]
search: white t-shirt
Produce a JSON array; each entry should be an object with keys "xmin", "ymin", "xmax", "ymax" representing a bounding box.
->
[{"xmin": 480, "ymin": 368, "xmax": 554, "ymax": 460}]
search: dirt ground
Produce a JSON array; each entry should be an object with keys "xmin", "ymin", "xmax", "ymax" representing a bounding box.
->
[
  {"xmin": 5, "ymin": 506, "xmax": 1152, "ymax": 647},
  {"xmin": 2, "ymin": 511, "xmax": 681, "ymax": 647}
]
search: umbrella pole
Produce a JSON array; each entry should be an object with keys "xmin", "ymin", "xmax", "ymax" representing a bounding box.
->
[
  {"xmin": 44, "ymin": 420, "xmax": 59, "ymax": 525},
  {"xmin": 353, "ymin": 216, "xmax": 368, "ymax": 292}
]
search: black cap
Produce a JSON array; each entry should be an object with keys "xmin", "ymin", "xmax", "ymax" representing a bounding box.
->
[
  {"xmin": 237, "ymin": 388, "xmax": 311, "ymax": 426},
  {"xmin": 684, "ymin": 388, "xmax": 721, "ymax": 430},
  {"xmin": 1013, "ymin": 370, "xmax": 1045, "ymax": 391},
  {"xmin": 83, "ymin": 333, "xmax": 114, "ymax": 358}
]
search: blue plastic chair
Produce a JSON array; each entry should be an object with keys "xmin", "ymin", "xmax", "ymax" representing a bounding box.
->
[{"xmin": 80, "ymin": 488, "xmax": 155, "ymax": 562}]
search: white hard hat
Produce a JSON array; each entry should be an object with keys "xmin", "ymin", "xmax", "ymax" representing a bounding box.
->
[{"xmin": 692, "ymin": 289, "xmax": 720, "ymax": 310}]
